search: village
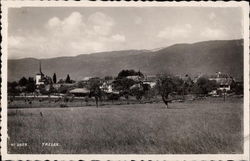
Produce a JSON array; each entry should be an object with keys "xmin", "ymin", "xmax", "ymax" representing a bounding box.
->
[
  {"xmin": 6, "ymin": 59, "xmax": 245, "ymax": 155},
  {"xmin": 4, "ymin": 3, "xmax": 247, "ymax": 157},
  {"xmin": 7, "ymin": 61, "xmax": 243, "ymax": 108}
]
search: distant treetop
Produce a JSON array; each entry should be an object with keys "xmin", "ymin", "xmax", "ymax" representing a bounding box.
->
[{"xmin": 117, "ymin": 69, "xmax": 144, "ymax": 78}]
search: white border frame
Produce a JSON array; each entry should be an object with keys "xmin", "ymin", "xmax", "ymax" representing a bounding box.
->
[{"xmin": 1, "ymin": 1, "xmax": 249, "ymax": 160}]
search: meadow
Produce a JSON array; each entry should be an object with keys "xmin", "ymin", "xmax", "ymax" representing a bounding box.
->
[
  {"xmin": 7, "ymin": 97, "xmax": 243, "ymax": 154},
  {"xmin": 7, "ymin": 95, "xmax": 163, "ymax": 109}
]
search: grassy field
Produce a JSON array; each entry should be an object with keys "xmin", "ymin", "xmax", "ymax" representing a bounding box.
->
[
  {"xmin": 7, "ymin": 97, "xmax": 243, "ymax": 154},
  {"xmin": 7, "ymin": 96, "xmax": 163, "ymax": 108}
]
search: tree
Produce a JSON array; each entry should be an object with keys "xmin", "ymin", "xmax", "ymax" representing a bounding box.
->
[
  {"xmin": 8, "ymin": 81, "xmax": 18, "ymax": 89},
  {"xmin": 65, "ymin": 74, "xmax": 71, "ymax": 83},
  {"xmin": 88, "ymin": 78, "xmax": 103, "ymax": 107},
  {"xmin": 156, "ymin": 75, "xmax": 178, "ymax": 108},
  {"xmin": 113, "ymin": 78, "xmax": 135, "ymax": 91},
  {"xmin": 26, "ymin": 77, "xmax": 36, "ymax": 93},
  {"xmin": 8, "ymin": 81, "xmax": 19, "ymax": 96},
  {"xmin": 58, "ymin": 79, "xmax": 64, "ymax": 84},
  {"xmin": 113, "ymin": 77, "xmax": 136, "ymax": 101},
  {"xmin": 53, "ymin": 73, "xmax": 57, "ymax": 84},
  {"xmin": 107, "ymin": 93, "xmax": 120, "ymax": 102},
  {"xmin": 19, "ymin": 77, "xmax": 28, "ymax": 86},
  {"xmin": 48, "ymin": 85, "xmax": 57, "ymax": 94},
  {"xmin": 172, "ymin": 76, "xmax": 184, "ymax": 95},
  {"xmin": 144, "ymin": 86, "xmax": 157, "ymax": 100},
  {"xmin": 194, "ymin": 77, "xmax": 218, "ymax": 95},
  {"xmin": 117, "ymin": 69, "xmax": 144, "ymax": 78},
  {"xmin": 130, "ymin": 86, "xmax": 144, "ymax": 101},
  {"xmin": 104, "ymin": 76, "xmax": 113, "ymax": 81},
  {"xmin": 231, "ymin": 81, "xmax": 243, "ymax": 95},
  {"xmin": 58, "ymin": 85, "xmax": 70, "ymax": 94},
  {"xmin": 182, "ymin": 74, "xmax": 194, "ymax": 95}
]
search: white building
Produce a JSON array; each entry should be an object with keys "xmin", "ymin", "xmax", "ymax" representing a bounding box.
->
[
  {"xmin": 143, "ymin": 75, "xmax": 157, "ymax": 88},
  {"xmin": 100, "ymin": 81, "xmax": 119, "ymax": 94},
  {"xmin": 209, "ymin": 72, "xmax": 234, "ymax": 91},
  {"xmin": 35, "ymin": 61, "xmax": 45, "ymax": 86}
]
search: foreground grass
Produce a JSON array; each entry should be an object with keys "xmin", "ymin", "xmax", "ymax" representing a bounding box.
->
[{"xmin": 8, "ymin": 97, "xmax": 243, "ymax": 154}]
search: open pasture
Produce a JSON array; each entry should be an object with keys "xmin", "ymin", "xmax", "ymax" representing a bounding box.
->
[
  {"xmin": 7, "ymin": 96, "xmax": 162, "ymax": 109},
  {"xmin": 8, "ymin": 97, "xmax": 243, "ymax": 154}
]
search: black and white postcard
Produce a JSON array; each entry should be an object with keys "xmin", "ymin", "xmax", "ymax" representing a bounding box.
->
[{"xmin": 1, "ymin": 1, "xmax": 249, "ymax": 160}]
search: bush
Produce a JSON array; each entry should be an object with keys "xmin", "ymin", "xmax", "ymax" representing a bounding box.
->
[
  {"xmin": 192, "ymin": 77, "xmax": 218, "ymax": 95},
  {"xmin": 60, "ymin": 104, "xmax": 68, "ymax": 108}
]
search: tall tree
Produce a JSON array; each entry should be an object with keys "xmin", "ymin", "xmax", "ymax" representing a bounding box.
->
[
  {"xmin": 88, "ymin": 78, "xmax": 103, "ymax": 107},
  {"xmin": 65, "ymin": 74, "xmax": 71, "ymax": 83},
  {"xmin": 53, "ymin": 73, "xmax": 57, "ymax": 84},
  {"xmin": 104, "ymin": 76, "xmax": 113, "ymax": 81},
  {"xmin": 130, "ymin": 86, "xmax": 144, "ymax": 101},
  {"xmin": 117, "ymin": 69, "xmax": 144, "ymax": 78},
  {"xmin": 156, "ymin": 75, "xmax": 178, "ymax": 108},
  {"xmin": 26, "ymin": 77, "xmax": 36, "ymax": 92},
  {"xmin": 19, "ymin": 77, "xmax": 28, "ymax": 86},
  {"xmin": 113, "ymin": 78, "xmax": 135, "ymax": 92},
  {"xmin": 194, "ymin": 77, "xmax": 218, "ymax": 95}
]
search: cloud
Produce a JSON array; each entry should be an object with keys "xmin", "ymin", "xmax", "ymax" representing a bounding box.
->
[
  {"xmin": 47, "ymin": 17, "xmax": 61, "ymax": 28},
  {"xmin": 8, "ymin": 34, "xmax": 48, "ymax": 58},
  {"xmin": 9, "ymin": 12, "xmax": 126, "ymax": 59},
  {"xmin": 46, "ymin": 12, "xmax": 86, "ymax": 38},
  {"xmin": 8, "ymin": 36, "xmax": 25, "ymax": 48},
  {"xmin": 112, "ymin": 34, "xmax": 126, "ymax": 42},
  {"xmin": 88, "ymin": 12, "xmax": 114, "ymax": 36},
  {"xmin": 200, "ymin": 27, "xmax": 227, "ymax": 39},
  {"xmin": 157, "ymin": 24, "xmax": 192, "ymax": 40}
]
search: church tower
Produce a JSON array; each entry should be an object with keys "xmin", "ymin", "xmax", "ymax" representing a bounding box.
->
[
  {"xmin": 36, "ymin": 60, "xmax": 45, "ymax": 85},
  {"xmin": 39, "ymin": 60, "xmax": 42, "ymax": 74}
]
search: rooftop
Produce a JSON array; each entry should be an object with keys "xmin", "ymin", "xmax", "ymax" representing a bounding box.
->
[{"xmin": 69, "ymin": 88, "xmax": 90, "ymax": 94}]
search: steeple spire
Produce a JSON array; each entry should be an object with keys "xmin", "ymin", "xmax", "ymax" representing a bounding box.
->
[{"xmin": 39, "ymin": 60, "xmax": 42, "ymax": 74}]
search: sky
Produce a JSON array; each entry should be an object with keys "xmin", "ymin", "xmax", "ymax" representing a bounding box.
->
[{"xmin": 8, "ymin": 7, "xmax": 243, "ymax": 59}]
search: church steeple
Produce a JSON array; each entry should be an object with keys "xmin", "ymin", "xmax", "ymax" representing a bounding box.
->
[
  {"xmin": 36, "ymin": 60, "xmax": 45, "ymax": 85},
  {"xmin": 39, "ymin": 60, "xmax": 42, "ymax": 74},
  {"xmin": 38, "ymin": 60, "xmax": 43, "ymax": 75}
]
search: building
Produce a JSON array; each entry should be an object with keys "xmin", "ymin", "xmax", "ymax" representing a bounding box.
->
[
  {"xmin": 100, "ymin": 81, "xmax": 119, "ymax": 94},
  {"xmin": 100, "ymin": 81, "xmax": 113, "ymax": 93},
  {"xmin": 82, "ymin": 76, "xmax": 93, "ymax": 82},
  {"xmin": 126, "ymin": 75, "xmax": 144, "ymax": 82},
  {"xmin": 209, "ymin": 72, "xmax": 234, "ymax": 91},
  {"xmin": 35, "ymin": 61, "xmax": 53, "ymax": 87},
  {"xmin": 142, "ymin": 75, "xmax": 157, "ymax": 88},
  {"xmin": 69, "ymin": 88, "xmax": 90, "ymax": 97},
  {"xmin": 36, "ymin": 61, "xmax": 45, "ymax": 86}
]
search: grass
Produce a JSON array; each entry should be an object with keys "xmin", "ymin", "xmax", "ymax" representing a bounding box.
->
[
  {"xmin": 7, "ymin": 96, "xmax": 162, "ymax": 109},
  {"xmin": 7, "ymin": 97, "xmax": 243, "ymax": 154}
]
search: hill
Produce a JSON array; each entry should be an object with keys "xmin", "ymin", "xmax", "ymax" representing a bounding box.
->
[{"xmin": 8, "ymin": 39, "xmax": 243, "ymax": 81}]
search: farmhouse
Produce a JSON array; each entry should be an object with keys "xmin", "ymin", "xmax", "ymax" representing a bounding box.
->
[
  {"xmin": 126, "ymin": 75, "xmax": 143, "ymax": 82},
  {"xmin": 130, "ymin": 83, "xmax": 143, "ymax": 90},
  {"xmin": 82, "ymin": 76, "xmax": 93, "ymax": 82},
  {"xmin": 100, "ymin": 81, "xmax": 119, "ymax": 94},
  {"xmin": 69, "ymin": 88, "xmax": 90, "ymax": 97},
  {"xmin": 209, "ymin": 72, "xmax": 234, "ymax": 91},
  {"xmin": 143, "ymin": 75, "xmax": 157, "ymax": 88}
]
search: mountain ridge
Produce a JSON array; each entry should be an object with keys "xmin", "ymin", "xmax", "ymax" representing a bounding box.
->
[{"xmin": 8, "ymin": 39, "xmax": 243, "ymax": 81}]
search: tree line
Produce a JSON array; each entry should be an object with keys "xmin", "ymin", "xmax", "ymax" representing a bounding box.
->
[{"xmin": 7, "ymin": 69, "xmax": 243, "ymax": 108}]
